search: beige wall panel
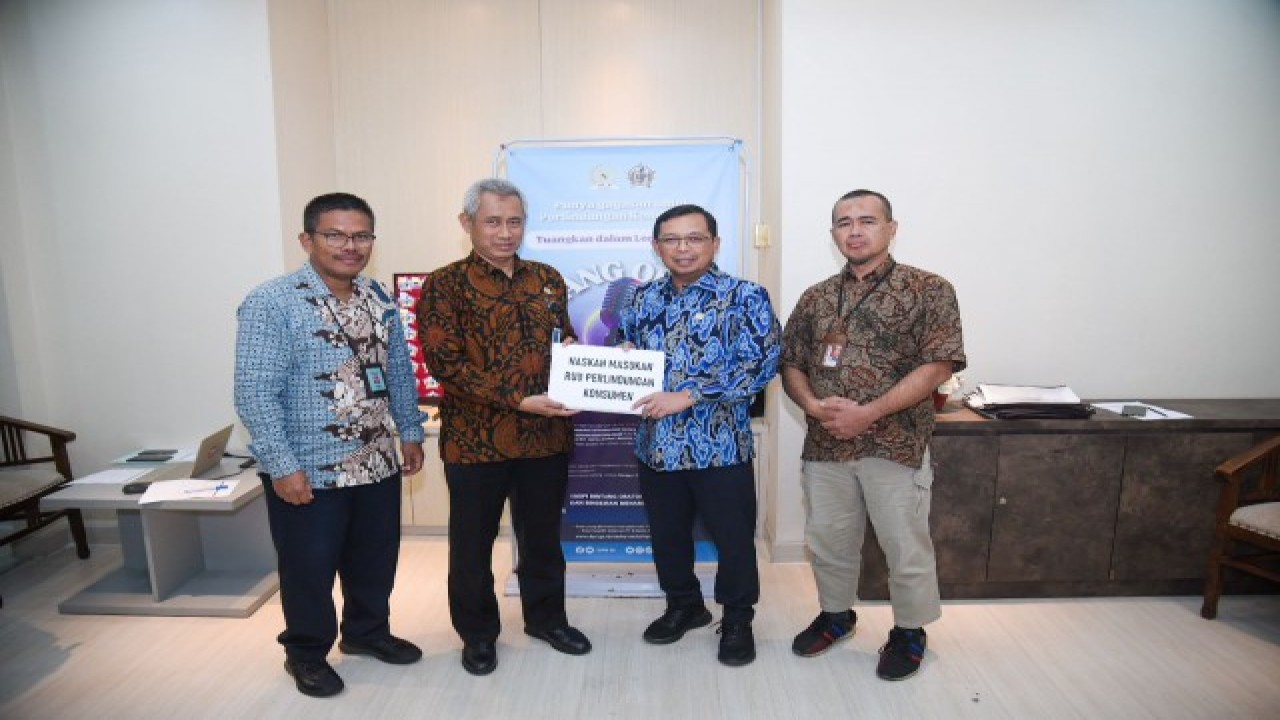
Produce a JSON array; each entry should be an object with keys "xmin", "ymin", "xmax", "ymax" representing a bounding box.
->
[
  {"xmin": 327, "ymin": 0, "xmax": 758, "ymax": 284},
  {"xmin": 758, "ymin": 0, "xmax": 785, "ymax": 552},
  {"xmin": 538, "ymin": 0, "xmax": 757, "ymax": 140},
  {"xmin": 268, "ymin": 0, "xmax": 337, "ymax": 269},
  {"xmin": 328, "ymin": 0, "xmax": 542, "ymax": 282},
  {"xmin": 538, "ymin": 0, "xmax": 761, "ymax": 278}
]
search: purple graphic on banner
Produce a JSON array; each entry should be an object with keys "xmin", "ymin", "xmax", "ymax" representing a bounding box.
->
[
  {"xmin": 571, "ymin": 277, "xmax": 641, "ymax": 346},
  {"xmin": 563, "ymin": 412, "xmax": 717, "ymax": 562}
]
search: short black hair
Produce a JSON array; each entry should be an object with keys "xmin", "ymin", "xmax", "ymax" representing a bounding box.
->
[
  {"xmin": 303, "ymin": 193, "xmax": 375, "ymax": 233},
  {"xmin": 652, "ymin": 203, "xmax": 718, "ymax": 241},
  {"xmin": 831, "ymin": 189, "xmax": 893, "ymax": 224}
]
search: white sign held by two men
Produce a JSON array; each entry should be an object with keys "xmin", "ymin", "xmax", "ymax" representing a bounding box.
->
[{"xmin": 548, "ymin": 344, "xmax": 665, "ymax": 415}]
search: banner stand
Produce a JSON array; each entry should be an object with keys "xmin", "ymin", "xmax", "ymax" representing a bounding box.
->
[{"xmin": 495, "ymin": 136, "xmax": 750, "ymax": 598}]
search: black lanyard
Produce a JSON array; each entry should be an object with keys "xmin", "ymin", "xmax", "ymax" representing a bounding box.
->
[{"xmin": 835, "ymin": 260, "xmax": 895, "ymax": 330}]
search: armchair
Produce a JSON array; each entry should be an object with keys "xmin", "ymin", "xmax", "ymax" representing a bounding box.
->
[
  {"xmin": 0, "ymin": 415, "xmax": 90, "ymax": 561},
  {"xmin": 1201, "ymin": 433, "xmax": 1280, "ymax": 619}
]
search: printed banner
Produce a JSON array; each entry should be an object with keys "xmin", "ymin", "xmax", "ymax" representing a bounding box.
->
[
  {"xmin": 509, "ymin": 141, "xmax": 742, "ymax": 346},
  {"xmin": 506, "ymin": 140, "xmax": 741, "ymax": 564}
]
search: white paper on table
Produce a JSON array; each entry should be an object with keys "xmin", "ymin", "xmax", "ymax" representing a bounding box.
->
[
  {"xmin": 548, "ymin": 343, "xmax": 666, "ymax": 414},
  {"xmin": 72, "ymin": 467, "xmax": 152, "ymax": 484},
  {"xmin": 971, "ymin": 384, "xmax": 1082, "ymax": 406},
  {"xmin": 137, "ymin": 478, "xmax": 239, "ymax": 504},
  {"xmin": 1092, "ymin": 401, "xmax": 1193, "ymax": 420}
]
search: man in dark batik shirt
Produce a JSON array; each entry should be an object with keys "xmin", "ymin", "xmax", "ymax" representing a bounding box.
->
[
  {"xmin": 417, "ymin": 178, "xmax": 590, "ymax": 677},
  {"xmin": 781, "ymin": 189, "xmax": 965, "ymax": 682}
]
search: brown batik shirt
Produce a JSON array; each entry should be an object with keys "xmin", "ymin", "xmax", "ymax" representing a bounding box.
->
[
  {"xmin": 781, "ymin": 256, "xmax": 966, "ymax": 468},
  {"xmin": 416, "ymin": 252, "xmax": 576, "ymax": 463}
]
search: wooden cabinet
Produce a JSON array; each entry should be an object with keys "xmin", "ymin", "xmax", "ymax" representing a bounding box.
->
[
  {"xmin": 932, "ymin": 435, "xmax": 999, "ymax": 585},
  {"xmin": 858, "ymin": 435, "xmax": 997, "ymax": 598},
  {"xmin": 987, "ymin": 434, "xmax": 1124, "ymax": 583},
  {"xmin": 856, "ymin": 400, "xmax": 1280, "ymax": 599},
  {"xmin": 1110, "ymin": 432, "xmax": 1253, "ymax": 582}
]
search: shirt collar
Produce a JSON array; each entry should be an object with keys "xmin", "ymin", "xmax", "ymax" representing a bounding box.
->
[
  {"xmin": 297, "ymin": 261, "xmax": 370, "ymax": 300},
  {"xmin": 465, "ymin": 250, "xmax": 525, "ymax": 278},
  {"xmin": 842, "ymin": 254, "xmax": 896, "ymax": 283},
  {"xmin": 659, "ymin": 263, "xmax": 724, "ymax": 296}
]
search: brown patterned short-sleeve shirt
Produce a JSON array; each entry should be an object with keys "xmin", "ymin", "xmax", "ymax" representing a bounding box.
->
[
  {"xmin": 416, "ymin": 252, "xmax": 576, "ymax": 464},
  {"xmin": 781, "ymin": 256, "xmax": 966, "ymax": 467}
]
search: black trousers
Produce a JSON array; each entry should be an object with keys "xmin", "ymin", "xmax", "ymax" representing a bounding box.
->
[
  {"xmin": 261, "ymin": 473, "xmax": 403, "ymax": 662},
  {"xmin": 445, "ymin": 454, "xmax": 570, "ymax": 643},
  {"xmin": 638, "ymin": 461, "xmax": 759, "ymax": 624}
]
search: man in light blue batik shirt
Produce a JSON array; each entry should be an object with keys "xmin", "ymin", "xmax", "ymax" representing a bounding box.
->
[
  {"xmin": 235, "ymin": 193, "xmax": 427, "ymax": 698},
  {"xmin": 619, "ymin": 203, "xmax": 780, "ymax": 667}
]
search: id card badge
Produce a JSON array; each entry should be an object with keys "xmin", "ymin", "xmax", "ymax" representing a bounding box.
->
[
  {"xmin": 361, "ymin": 363, "xmax": 390, "ymax": 398},
  {"xmin": 820, "ymin": 331, "xmax": 847, "ymax": 368}
]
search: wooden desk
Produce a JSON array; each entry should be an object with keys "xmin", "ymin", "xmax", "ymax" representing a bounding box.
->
[
  {"xmin": 41, "ymin": 463, "xmax": 278, "ymax": 617},
  {"xmin": 857, "ymin": 399, "xmax": 1280, "ymax": 599}
]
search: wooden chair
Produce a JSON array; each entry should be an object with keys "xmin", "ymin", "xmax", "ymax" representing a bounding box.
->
[
  {"xmin": 1201, "ymin": 433, "xmax": 1280, "ymax": 619},
  {"xmin": 0, "ymin": 415, "xmax": 90, "ymax": 561}
]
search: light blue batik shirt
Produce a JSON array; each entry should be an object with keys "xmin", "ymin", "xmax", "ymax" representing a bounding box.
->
[
  {"xmin": 234, "ymin": 262, "xmax": 427, "ymax": 488},
  {"xmin": 619, "ymin": 264, "xmax": 780, "ymax": 471}
]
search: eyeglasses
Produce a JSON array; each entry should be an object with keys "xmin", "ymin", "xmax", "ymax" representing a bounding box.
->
[
  {"xmin": 313, "ymin": 231, "xmax": 376, "ymax": 248},
  {"xmin": 655, "ymin": 234, "xmax": 713, "ymax": 248}
]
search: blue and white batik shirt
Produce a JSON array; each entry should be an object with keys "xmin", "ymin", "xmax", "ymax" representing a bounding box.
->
[
  {"xmin": 619, "ymin": 264, "xmax": 780, "ymax": 472},
  {"xmin": 234, "ymin": 262, "xmax": 427, "ymax": 488}
]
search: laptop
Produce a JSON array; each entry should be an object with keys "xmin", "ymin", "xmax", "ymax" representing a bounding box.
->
[{"xmin": 122, "ymin": 425, "xmax": 234, "ymax": 494}]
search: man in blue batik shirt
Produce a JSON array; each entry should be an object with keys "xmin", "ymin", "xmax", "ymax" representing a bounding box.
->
[
  {"xmin": 619, "ymin": 203, "xmax": 780, "ymax": 667},
  {"xmin": 235, "ymin": 193, "xmax": 427, "ymax": 698}
]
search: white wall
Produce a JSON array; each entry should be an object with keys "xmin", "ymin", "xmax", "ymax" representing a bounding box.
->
[
  {"xmin": 0, "ymin": 0, "xmax": 283, "ymax": 472},
  {"xmin": 766, "ymin": 0, "xmax": 1280, "ymax": 558},
  {"xmin": 776, "ymin": 0, "xmax": 1280, "ymax": 397}
]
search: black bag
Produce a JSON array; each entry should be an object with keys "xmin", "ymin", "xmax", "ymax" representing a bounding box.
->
[{"xmin": 973, "ymin": 403, "xmax": 1095, "ymax": 420}]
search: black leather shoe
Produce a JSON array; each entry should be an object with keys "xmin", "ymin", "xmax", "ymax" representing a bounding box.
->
[
  {"xmin": 284, "ymin": 658, "xmax": 344, "ymax": 697},
  {"xmin": 717, "ymin": 622, "xmax": 756, "ymax": 667},
  {"xmin": 525, "ymin": 624, "xmax": 592, "ymax": 655},
  {"xmin": 461, "ymin": 640, "xmax": 497, "ymax": 676},
  {"xmin": 643, "ymin": 605, "xmax": 713, "ymax": 645},
  {"xmin": 339, "ymin": 634, "xmax": 423, "ymax": 665}
]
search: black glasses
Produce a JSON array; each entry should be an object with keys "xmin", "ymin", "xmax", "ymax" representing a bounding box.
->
[
  {"xmin": 313, "ymin": 231, "xmax": 376, "ymax": 248},
  {"xmin": 655, "ymin": 234, "xmax": 712, "ymax": 248}
]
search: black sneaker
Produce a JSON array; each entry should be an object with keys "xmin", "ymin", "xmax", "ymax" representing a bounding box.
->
[
  {"xmin": 791, "ymin": 609, "xmax": 856, "ymax": 657},
  {"xmin": 717, "ymin": 622, "xmax": 756, "ymax": 667},
  {"xmin": 284, "ymin": 658, "xmax": 344, "ymax": 697},
  {"xmin": 876, "ymin": 626, "xmax": 927, "ymax": 680},
  {"xmin": 643, "ymin": 605, "xmax": 713, "ymax": 644}
]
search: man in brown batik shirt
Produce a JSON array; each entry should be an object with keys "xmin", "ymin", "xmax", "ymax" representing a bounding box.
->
[
  {"xmin": 781, "ymin": 189, "xmax": 965, "ymax": 681},
  {"xmin": 417, "ymin": 178, "xmax": 591, "ymax": 677}
]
